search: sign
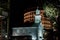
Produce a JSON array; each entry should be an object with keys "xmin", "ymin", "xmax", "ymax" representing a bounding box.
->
[{"xmin": 35, "ymin": 15, "xmax": 41, "ymax": 23}]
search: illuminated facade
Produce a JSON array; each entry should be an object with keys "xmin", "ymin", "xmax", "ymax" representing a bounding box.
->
[{"xmin": 24, "ymin": 10, "xmax": 52, "ymax": 29}]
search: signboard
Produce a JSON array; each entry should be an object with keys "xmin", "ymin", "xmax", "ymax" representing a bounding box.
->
[{"xmin": 35, "ymin": 15, "xmax": 41, "ymax": 23}]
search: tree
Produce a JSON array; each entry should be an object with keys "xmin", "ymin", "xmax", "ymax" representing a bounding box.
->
[{"xmin": 43, "ymin": 3, "xmax": 59, "ymax": 31}]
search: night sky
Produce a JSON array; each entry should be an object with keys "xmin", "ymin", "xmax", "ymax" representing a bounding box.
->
[{"xmin": 10, "ymin": 0, "xmax": 44, "ymax": 27}]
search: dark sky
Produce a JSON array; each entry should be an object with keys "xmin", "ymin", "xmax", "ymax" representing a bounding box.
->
[{"xmin": 10, "ymin": 0, "xmax": 44, "ymax": 27}]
